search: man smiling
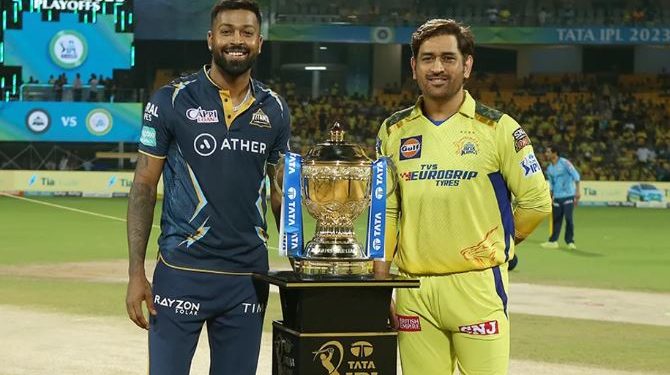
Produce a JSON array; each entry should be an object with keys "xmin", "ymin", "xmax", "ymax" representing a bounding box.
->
[
  {"xmin": 125, "ymin": 1, "xmax": 291, "ymax": 374},
  {"xmin": 375, "ymin": 19, "xmax": 551, "ymax": 375}
]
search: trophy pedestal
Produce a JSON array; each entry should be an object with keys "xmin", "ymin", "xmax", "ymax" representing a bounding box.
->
[
  {"xmin": 294, "ymin": 257, "xmax": 373, "ymax": 276},
  {"xmin": 254, "ymin": 271, "xmax": 419, "ymax": 375}
]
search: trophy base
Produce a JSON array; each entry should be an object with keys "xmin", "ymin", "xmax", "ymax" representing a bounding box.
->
[{"xmin": 294, "ymin": 257, "xmax": 373, "ymax": 277}]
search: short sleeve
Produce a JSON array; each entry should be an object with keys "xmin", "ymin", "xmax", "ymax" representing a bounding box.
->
[{"xmin": 138, "ymin": 88, "xmax": 173, "ymax": 158}]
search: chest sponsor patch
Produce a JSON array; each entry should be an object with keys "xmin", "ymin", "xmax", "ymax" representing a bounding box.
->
[
  {"xmin": 397, "ymin": 314, "xmax": 422, "ymax": 331},
  {"xmin": 250, "ymin": 108, "xmax": 271, "ymax": 128},
  {"xmin": 186, "ymin": 107, "xmax": 219, "ymax": 124},
  {"xmin": 399, "ymin": 135, "xmax": 422, "ymax": 160},
  {"xmin": 520, "ymin": 153, "xmax": 541, "ymax": 177},
  {"xmin": 512, "ymin": 127, "xmax": 531, "ymax": 152},
  {"xmin": 459, "ymin": 320, "xmax": 499, "ymax": 335}
]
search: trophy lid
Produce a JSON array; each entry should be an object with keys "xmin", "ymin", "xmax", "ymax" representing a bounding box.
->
[{"xmin": 304, "ymin": 123, "xmax": 371, "ymax": 163}]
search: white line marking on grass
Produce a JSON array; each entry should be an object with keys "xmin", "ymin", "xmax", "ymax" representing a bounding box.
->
[
  {"xmin": 0, "ymin": 193, "xmax": 282, "ymax": 251},
  {"xmin": 0, "ymin": 192, "xmax": 160, "ymax": 229}
]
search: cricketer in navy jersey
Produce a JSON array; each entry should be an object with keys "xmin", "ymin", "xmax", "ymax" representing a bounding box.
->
[
  {"xmin": 125, "ymin": 2, "xmax": 290, "ymax": 374},
  {"xmin": 139, "ymin": 67, "xmax": 290, "ymax": 273}
]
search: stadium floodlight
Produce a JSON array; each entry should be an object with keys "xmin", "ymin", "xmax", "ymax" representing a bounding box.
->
[{"xmin": 305, "ymin": 66, "xmax": 327, "ymax": 71}]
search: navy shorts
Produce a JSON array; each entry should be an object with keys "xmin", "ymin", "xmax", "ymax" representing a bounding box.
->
[{"xmin": 149, "ymin": 260, "xmax": 269, "ymax": 375}]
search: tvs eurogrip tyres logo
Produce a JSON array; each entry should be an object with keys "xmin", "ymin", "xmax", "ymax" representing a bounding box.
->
[
  {"xmin": 49, "ymin": 30, "xmax": 88, "ymax": 69},
  {"xmin": 399, "ymin": 135, "xmax": 422, "ymax": 160}
]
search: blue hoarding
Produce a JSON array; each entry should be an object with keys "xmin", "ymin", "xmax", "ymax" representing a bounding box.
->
[{"xmin": 0, "ymin": 102, "xmax": 141, "ymax": 142}]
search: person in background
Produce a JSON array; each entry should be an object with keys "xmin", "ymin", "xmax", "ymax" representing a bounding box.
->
[{"xmin": 541, "ymin": 144, "xmax": 581, "ymax": 249}]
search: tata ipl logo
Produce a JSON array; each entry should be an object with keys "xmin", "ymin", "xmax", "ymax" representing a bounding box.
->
[
  {"xmin": 49, "ymin": 30, "xmax": 88, "ymax": 69},
  {"xmin": 313, "ymin": 341, "xmax": 344, "ymax": 375}
]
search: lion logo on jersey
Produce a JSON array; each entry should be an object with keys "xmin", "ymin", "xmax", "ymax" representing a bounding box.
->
[
  {"xmin": 460, "ymin": 226, "xmax": 502, "ymax": 267},
  {"xmin": 454, "ymin": 136, "xmax": 479, "ymax": 156}
]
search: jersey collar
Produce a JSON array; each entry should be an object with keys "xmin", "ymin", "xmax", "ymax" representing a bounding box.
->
[
  {"xmin": 414, "ymin": 90, "xmax": 476, "ymax": 120},
  {"xmin": 201, "ymin": 64, "xmax": 258, "ymax": 97}
]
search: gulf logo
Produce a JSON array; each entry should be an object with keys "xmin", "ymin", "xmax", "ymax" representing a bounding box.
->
[{"xmin": 399, "ymin": 135, "xmax": 422, "ymax": 160}]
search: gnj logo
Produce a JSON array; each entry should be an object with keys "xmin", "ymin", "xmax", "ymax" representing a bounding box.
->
[
  {"xmin": 49, "ymin": 30, "xmax": 88, "ymax": 69},
  {"xmin": 374, "ymin": 186, "xmax": 384, "ymax": 200},
  {"xmin": 107, "ymin": 176, "xmax": 117, "ymax": 188},
  {"xmin": 399, "ymin": 136, "xmax": 422, "ymax": 160},
  {"xmin": 86, "ymin": 109, "xmax": 113, "ymax": 136},
  {"xmin": 287, "ymin": 187, "xmax": 297, "ymax": 200},
  {"xmin": 26, "ymin": 109, "xmax": 51, "ymax": 134},
  {"xmin": 186, "ymin": 107, "xmax": 219, "ymax": 124},
  {"xmin": 28, "ymin": 175, "xmax": 38, "ymax": 186},
  {"xmin": 193, "ymin": 133, "xmax": 217, "ymax": 156}
]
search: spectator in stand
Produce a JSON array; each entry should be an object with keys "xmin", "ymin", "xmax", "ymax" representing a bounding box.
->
[
  {"xmin": 73, "ymin": 73, "xmax": 83, "ymax": 102},
  {"xmin": 88, "ymin": 74, "xmax": 99, "ymax": 101}
]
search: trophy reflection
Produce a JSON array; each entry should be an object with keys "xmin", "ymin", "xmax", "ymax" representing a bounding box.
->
[{"xmin": 279, "ymin": 123, "xmax": 392, "ymax": 276}]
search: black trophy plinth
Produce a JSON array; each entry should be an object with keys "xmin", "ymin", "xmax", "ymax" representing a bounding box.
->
[{"xmin": 254, "ymin": 271, "xmax": 419, "ymax": 375}]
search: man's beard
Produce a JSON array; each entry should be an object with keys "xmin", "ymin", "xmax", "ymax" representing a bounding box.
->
[
  {"xmin": 212, "ymin": 46, "xmax": 258, "ymax": 77},
  {"xmin": 422, "ymin": 73, "xmax": 464, "ymax": 101}
]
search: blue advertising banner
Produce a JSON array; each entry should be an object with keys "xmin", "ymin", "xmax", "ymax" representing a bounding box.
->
[
  {"xmin": 0, "ymin": 102, "xmax": 142, "ymax": 142},
  {"xmin": 4, "ymin": 12, "xmax": 133, "ymax": 83},
  {"xmin": 269, "ymin": 25, "xmax": 670, "ymax": 45}
]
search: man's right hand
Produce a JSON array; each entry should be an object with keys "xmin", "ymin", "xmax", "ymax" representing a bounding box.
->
[{"xmin": 125, "ymin": 275, "xmax": 157, "ymax": 330}]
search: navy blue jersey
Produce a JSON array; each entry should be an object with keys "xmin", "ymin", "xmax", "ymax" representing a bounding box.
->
[{"xmin": 138, "ymin": 66, "xmax": 291, "ymax": 273}]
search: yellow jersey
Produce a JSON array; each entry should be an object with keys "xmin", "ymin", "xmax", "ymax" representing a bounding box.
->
[{"xmin": 377, "ymin": 91, "xmax": 551, "ymax": 274}]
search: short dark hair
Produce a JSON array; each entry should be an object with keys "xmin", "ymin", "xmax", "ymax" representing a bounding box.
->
[
  {"xmin": 210, "ymin": 0, "xmax": 262, "ymax": 27},
  {"xmin": 546, "ymin": 144, "xmax": 560, "ymax": 156},
  {"xmin": 411, "ymin": 19, "xmax": 475, "ymax": 59}
]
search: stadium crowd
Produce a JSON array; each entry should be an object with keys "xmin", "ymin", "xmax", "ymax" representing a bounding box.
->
[
  {"xmin": 269, "ymin": 72, "xmax": 670, "ymax": 182},
  {"xmin": 273, "ymin": 0, "xmax": 669, "ymax": 27}
]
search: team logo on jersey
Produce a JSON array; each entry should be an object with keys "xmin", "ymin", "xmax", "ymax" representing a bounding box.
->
[
  {"xmin": 459, "ymin": 320, "xmax": 499, "ymax": 336},
  {"xmin": 512, "ymin": 127, "xmax": 531, "ymax": 152},
  {"xmin": 399, "ymin": 136, "xmax": 422, "ymax": 160},
  {"xmin": 186, "ymin": 107, "xmax": 219, "ymax": 124},
  {"xmin": 250, "ymin": 108, "xmax": 271, "ymax": 128},
  {"xmin": 454, "ymin": 136, "xmax": 479, "ymax": 156},
  {"xmin": 397, "ymin": 315, "xmax": 422, "ymax": 331},
  {"xmin": 460, "ymin": 226, "xmax": 500, "ymax": 267},
  {"xmin": 520, "ymin": 153, "xmax": 541, "ymax": 177}
]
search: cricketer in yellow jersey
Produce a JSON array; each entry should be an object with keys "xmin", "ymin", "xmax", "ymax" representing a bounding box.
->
[{"xmin": 374, "ymin": 19, "xmax": 552, "ymax": 375}]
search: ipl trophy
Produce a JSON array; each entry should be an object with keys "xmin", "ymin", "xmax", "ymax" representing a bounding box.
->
[{"xmin": 278, "ymin": 123, "xmax": 394, "ymax": 276}]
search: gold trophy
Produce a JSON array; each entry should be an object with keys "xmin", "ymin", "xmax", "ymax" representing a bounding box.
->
[{"xmin": 282, "ymin": 123, "xmax": 380, "ymax": 276}]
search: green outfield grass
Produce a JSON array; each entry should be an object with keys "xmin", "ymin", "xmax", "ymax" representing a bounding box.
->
[
  {"xmin": 2, "ymin": 196, "xmax": 670, "ymax": 372},
  {"xmin": 2, "ymin": 196, "xmax": 669, "ymax": 292}
]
